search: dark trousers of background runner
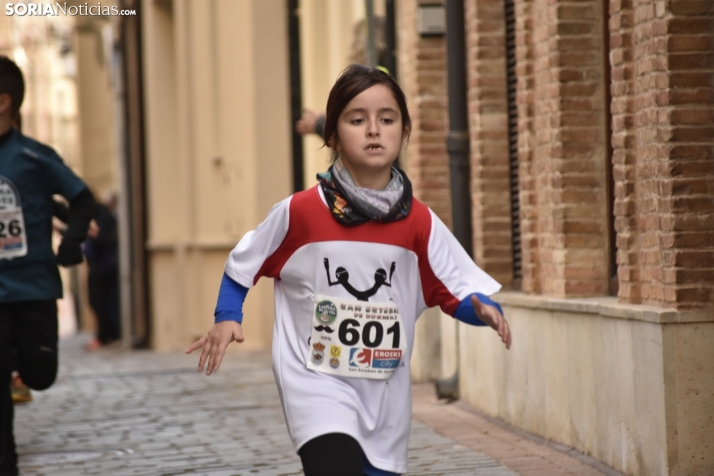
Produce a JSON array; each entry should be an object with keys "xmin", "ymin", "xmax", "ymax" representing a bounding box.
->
[
  {"xmin": 0, "ymin": 300, "xmax": 58, "ymax": 476},
  {"xmin": 88, "ymin": 270, "xmax": 119, "ymax": 344}
]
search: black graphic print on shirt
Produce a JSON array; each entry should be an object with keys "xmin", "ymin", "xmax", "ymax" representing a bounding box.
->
[{"xmin": 323, "ymin": 257, "xmax": 396, "ymax": 302}]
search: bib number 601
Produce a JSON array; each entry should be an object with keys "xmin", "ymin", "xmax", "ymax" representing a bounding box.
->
[{"xmin": 338, "ymin": 319, "xmax": 400, "ymax": 349}]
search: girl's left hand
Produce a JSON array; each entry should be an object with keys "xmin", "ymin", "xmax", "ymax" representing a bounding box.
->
[{"xmin": 471, "ymin": 295, "xmax": 512, "ymax": 350}]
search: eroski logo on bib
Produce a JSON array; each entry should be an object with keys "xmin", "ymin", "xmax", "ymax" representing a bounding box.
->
[
  {"xmin": 373, "ymin": 349, "xmax": 402, "ymax": 369},
  {"xmin": 349, "ymin": 348, "xmax": 372, "ymax": 368}
]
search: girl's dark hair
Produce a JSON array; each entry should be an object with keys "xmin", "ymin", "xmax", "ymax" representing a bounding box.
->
[
  {"xmin": 0, "ymin": 56, "xmax": 25, "ymax": 116},
  {"xmin": 323, "ymin": 64, "xmax": 411, "ymax": 151}
]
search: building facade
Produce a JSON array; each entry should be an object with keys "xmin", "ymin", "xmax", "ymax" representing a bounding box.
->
[
  {"xmin": 17, "ymin": 0, "xmax": 705, "ymax": 473},
  {"xmin": 400, "ymin": 0, "xmax": 714, "ymax": 475},
  {"xmin": 129, "ymin": 1, "xmax": 713, "ymax": 472},
  {"xmin": 9, "ymin": 0, "xmax": 700, "ymax": 475}
]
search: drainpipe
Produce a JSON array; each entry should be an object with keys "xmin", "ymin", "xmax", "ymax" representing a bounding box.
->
[
  {"xmin": 109, "ymin": 23, "xmax": 133, "ymax": 351},
  {"xmin": 384, "ymin": 0, "xmax": 399, "ymax": 168},
  {"xmin": 119, "ymin": 0, "xmax": 150, "ymax": 348},
  {"xmin": 436, "ymin": 0, "xmax": 472, "ymax": 400},
  {"xmin": 365, "ymin": 0, "xmax": 377, "ymax": 67},
  {"xmin": 287, "ymin": 0, "xmax": 304, "ymax": 192},
  {"xmin": 384, "ymin": 0, "xmax": 397, "ymax": 79}
]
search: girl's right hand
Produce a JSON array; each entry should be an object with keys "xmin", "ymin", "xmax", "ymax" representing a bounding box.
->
[{"xmin": 186, "ymin": 321, "xmax": 244, "ymax": 375}]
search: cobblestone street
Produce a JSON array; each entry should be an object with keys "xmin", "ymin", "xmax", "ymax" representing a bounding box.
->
[{"xmin": 14, "ymin": 336, "xmax": 614, "ymax": 476}]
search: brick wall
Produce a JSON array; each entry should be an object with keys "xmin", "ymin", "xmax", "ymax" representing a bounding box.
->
[
  {"xmin": 398, "ymin": 0, "xmax": 452, "ymax": 228},
  {"xmin": 515, "ymin": 0, "xmax": 540, "ymax": 293},
  {"xmin": 515, "ymin": 0, "xmax": 611, "ymax": 297},
  {"xmin": 465, "ymin": 0, "xmax": 514, "ymax": 286},
  {"xmin": 400, "ymin": 0, "xmax": 712, "ymax": 307},
  {"xmin": 610, "ymin": 0, "xmax": 714, "ymax": 309},
  {"xmin": 610, "ymin": 0, "xmax": 638, "ymax": 302}
]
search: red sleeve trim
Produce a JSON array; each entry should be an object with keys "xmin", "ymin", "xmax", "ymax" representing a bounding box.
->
[{"xmin": 412, "ymin": 211, "xmax": 461, "ymax": 316}]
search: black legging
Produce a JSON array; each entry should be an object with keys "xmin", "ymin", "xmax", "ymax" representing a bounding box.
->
[
  {"xmin": 299, "ymin": 433, "xmax": 365, "ymax": 476},
  {"xmin": 0, "ymin": 300, "xmax": 58, "ymax": 475}
]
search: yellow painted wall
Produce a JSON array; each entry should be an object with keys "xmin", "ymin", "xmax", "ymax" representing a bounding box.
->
[
  {"xmin": 141, "ymin": 0, "xmax": 291, "ymax": 351},
  {"xmin": 74, "ymin": 17, "xmax": 119, "ymax": 196}
]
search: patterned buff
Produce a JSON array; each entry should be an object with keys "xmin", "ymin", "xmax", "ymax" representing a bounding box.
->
[{"xmin": 316, "ymin": 162, "xmax": 413, "ymax": 227}]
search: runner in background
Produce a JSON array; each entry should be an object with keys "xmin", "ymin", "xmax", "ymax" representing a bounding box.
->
[
  {"xmin": 295, "ymin": 108, "xmax": 326, "ymax": 138},
  {"xmin": 0, "ymin": 56, "xmax": 95, "ymax": 476},
  {"xmin": 188, "ymin": 64, "xmax": 511, "ymax": 476},
  {"xmin": 83, "ymin": 192, "xmax": 120, "ymax": 350}
]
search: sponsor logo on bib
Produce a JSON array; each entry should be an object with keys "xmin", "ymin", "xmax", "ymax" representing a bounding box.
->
[
  {"xmin": 311, "ymin": 342, "xmax": 325, "ymax": 366},
  {"xmin": 315, "ymin": 300, "xmax": 338, "ymax": 325},
  {"xmin": 329, "ymin": 357, "xmax": 340, "ymax": 369},
  {"xmin": 349, "ymin": 348, "xmax": 372, "ymax": 368},
  {"xmin": 372, "ymin": 349, "xmax": 402, "ymax": 369},
  {"xmin": 330, "ymin": 345, "xmax": 341, "ymax": 358}
]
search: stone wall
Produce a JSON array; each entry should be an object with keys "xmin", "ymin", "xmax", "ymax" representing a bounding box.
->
[{"xmin": 459, "ymin": 294, "xmax": 714, "ymax": 476}]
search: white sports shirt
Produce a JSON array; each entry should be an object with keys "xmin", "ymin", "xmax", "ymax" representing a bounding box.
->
[{"xmin": 225, "ymin": 185, "xmax": 501, "ymax": 474}]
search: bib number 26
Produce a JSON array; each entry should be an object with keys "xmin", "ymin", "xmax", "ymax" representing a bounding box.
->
[
  {"xmin": 338, "ymin": 320, "xmax": 400, "ymax": 349},
  {"xmin": 0, "ymin": 219, "xmax": 22, "ymax": 238}
]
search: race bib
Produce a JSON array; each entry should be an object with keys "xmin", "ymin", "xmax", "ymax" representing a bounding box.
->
[
  {"xmin": 307, "ymin": 295, "xmax": 406, "ymax": 380},
  {"xmin": 0, "ymin": 207, "xmax": 27, "ymax": 259}
]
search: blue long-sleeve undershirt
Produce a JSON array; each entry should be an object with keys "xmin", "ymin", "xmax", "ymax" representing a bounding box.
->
[
  {"xmin": 214, "ymin": 273, "xmax": 503, "ymax": 327},
  {"xmin": 453, "ymin": 292, "xmax": 504, "ymax": 326},
  {"xmin": 214, "ymin": 273, "xmax": 249, "ymax": 323}
]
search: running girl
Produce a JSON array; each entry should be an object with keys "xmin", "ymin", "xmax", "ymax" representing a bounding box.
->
[{"xmin": 187, "ymin": 64, "xmax": 511, "ymax": 476}]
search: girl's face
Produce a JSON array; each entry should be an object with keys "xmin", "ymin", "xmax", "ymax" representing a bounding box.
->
[{"xmin": 333, "ymin": 84, "xmax": 406, "ymax": 188}]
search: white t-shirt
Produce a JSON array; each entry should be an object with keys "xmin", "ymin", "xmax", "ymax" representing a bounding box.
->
[{"xmin": 225, "ymin": 186, "xmax": 501, "ymax": 474}]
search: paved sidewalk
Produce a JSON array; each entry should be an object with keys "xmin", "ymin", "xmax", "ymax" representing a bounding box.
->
[
  {"xmin": 411, "ymin": 386, "xmax": 622, "ymax": 476},
  {"xmin": 13, "ymin": 335, "xmax": 614, "ymax": 475}
]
